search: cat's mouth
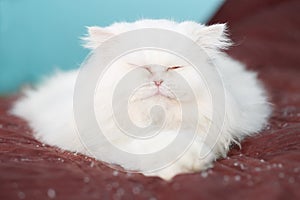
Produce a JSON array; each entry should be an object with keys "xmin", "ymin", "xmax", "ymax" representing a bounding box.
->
[
  {"xmin": 155, "ymin": 90, "xmax": 173, "ymax": 98},
  {"xmin": 140, "ymin": 87, "xmax": 176, "ymax": 100},
  {"xmin": 129, "ymin": 85, "xmax": 177, "ymax": 102}
]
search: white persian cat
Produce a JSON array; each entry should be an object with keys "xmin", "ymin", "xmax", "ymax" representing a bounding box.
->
[{"xmin": 11, "ymin": 19, "xmax": 271, "ymax": 180}]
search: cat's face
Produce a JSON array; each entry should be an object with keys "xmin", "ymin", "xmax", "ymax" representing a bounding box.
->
[
  {"xmin": 113, "ymin": 49, "xmax": 204, "ymax": 103},
  {"xmin": 91, "ymin": 20, "xmax": 229, "ymax": 127},
  {"xmin": 94, "ymin": 48, "xmax": 213, "ymax": 130}
]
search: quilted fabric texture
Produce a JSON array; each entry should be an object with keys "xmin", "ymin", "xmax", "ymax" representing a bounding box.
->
[{"xmin": 0, "ymin": 0, "xmax": 299, "ymax": 199}]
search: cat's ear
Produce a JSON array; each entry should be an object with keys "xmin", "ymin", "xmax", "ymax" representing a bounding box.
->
[
  {"xmin": 81, "ymin": 26, "xmax": 114, "ymax": 49},
  {"xmin": 196, "ymin": 23, "xmax": 232, "ymax": 51}
]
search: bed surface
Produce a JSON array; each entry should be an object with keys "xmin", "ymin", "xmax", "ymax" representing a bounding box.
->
[{"xmin": 1, "ymin": 0, "xmax": 299, "ymax": 199}]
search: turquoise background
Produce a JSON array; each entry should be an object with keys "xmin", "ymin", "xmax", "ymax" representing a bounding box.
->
[{"xmin": 0, "ymin": 0, "xmax": 223, "ymax": 94}]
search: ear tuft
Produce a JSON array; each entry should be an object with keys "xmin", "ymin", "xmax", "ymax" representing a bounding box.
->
[
  {"xmin": 196, "ymin": 23, "xmax": 232, "ymax": 52},
  {"xmin": 81, "ymin": 26, "xmax": 114, "ymax": 49}
]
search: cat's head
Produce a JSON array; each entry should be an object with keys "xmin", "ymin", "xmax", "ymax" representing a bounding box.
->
[{"xmin": 87, "ymin": 20, "xmax": 231, "ymax": 106}]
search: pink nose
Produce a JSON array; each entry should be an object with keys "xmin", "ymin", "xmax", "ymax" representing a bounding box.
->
[{"xmin": 154, "ymin": 80, "xmax": 163, "ymax": 86}]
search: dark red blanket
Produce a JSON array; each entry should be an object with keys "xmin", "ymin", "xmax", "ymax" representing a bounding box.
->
[{"xmin": 1, "ymin": 0, "xmax": 299, "ymax": 199}]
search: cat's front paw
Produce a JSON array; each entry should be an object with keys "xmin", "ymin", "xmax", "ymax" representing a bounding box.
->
[{"xmin": 144, "ymin": 141, "xmax": 216, "ymax": 180}]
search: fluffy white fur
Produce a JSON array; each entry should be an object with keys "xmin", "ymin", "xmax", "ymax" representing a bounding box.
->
[{"xmin": 11, "ymin": 19, "xmax": 271, "ymax": 180}]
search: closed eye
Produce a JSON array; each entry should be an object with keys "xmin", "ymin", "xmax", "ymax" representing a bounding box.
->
[
  {"xmin": 166, "ymin": 66, "xmax": 183, "ymax": 71},
  {"xmin": 127, "ymin": 63, "xmax": 152, "ymax": 74},
  {"xmin": 143, "ymin": 66, "xmax": 152, "ymax": 74}
]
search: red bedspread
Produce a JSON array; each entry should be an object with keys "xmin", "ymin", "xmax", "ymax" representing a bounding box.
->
[{"xmin": 1, "ymin": 0, "xmax": 299, "ymax": 199}]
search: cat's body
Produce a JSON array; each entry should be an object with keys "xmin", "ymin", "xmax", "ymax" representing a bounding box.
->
[{"xmin": 11, "ymin": 19, "xmax": 271, "ymax": 180}]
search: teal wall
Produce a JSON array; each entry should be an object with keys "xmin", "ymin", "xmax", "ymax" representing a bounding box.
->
[{"xmin": 0, "ymin": 0, "xmax": 223, "ymax": 94}]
